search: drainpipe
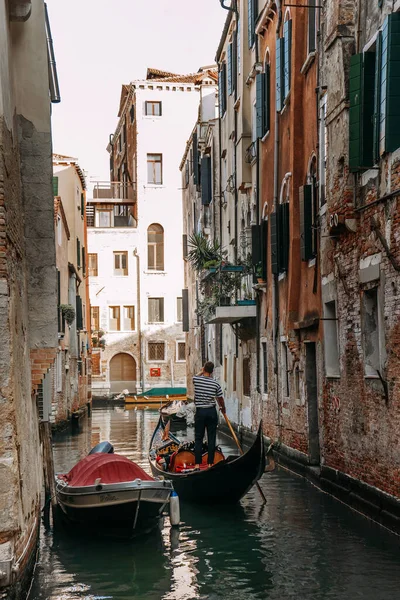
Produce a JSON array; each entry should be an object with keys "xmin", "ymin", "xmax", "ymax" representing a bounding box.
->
[
  {"xmin": 133, "ymin": 249, "xmax": 143, "ymax": 392},
  {"xmin": 44, "ymin": 4, "xmax": 61, "ymax": 103},
  {"xmin": 273, "ymin": 2, "xmax": 283, "ymax": 436}
]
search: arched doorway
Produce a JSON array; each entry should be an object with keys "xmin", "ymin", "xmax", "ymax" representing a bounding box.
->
[{"xmin": 109, "ymin": 353, "xmax": 136, "ymax": 393}]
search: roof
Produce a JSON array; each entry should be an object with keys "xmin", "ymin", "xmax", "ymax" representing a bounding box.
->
[
  {"xmin": 53, "ymin": 154, "xmax": 86, "ymax": 190},
  {"xmin": 216, "ymin": 9, "xmax": 234, "ymax": 62},
  {"xmin": 143, "ymin": 67, "xmax": 218, "ymax": 85}
]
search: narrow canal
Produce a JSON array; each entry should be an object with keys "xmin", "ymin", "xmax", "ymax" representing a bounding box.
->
[{"xmin": 29, "ymin": 405, "xmax": 400, "ymax": 600}]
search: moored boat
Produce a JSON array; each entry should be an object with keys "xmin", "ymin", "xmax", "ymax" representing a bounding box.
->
[
  {"xmin": 125, "ymin": 387, "xmax": 187, "ymax": 405},
  {"xmin": 160, "ymin": 399, "xmax": 195, "ymax": 427},
  {"xmin": 149, "ymin": 417, "xmax": 267, "ymax": 504},
  {"xmin": 55, "ymin": 442, "xmax": 174, "ymax": 537}
]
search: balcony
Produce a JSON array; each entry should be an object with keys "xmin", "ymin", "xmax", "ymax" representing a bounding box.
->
[
  {"xmin": 92, "ymin": 181, "xmax": 136, "ymax": 202},
  {"xmin": 245, "ymin": 141, "xmax": 257, "ymax": 164},
  {"xmin": 86, "ymin": 203, "xmax": 137, "ymax": 228},
  {"xmin": 207, "ymin": 304, "xmax": 257, "ymax": 324}
]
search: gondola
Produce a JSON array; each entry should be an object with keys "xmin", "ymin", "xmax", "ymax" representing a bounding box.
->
[
  {"xmin": 55, "ymin": 441, "xmax": 174, "ymax": 537},
  {"xmin": 149, "ymin": 417, "xmax": 266, "ymax": 504},
  {"xmin": 160, "ymin": 399, "xmax": 195, "ymax": 427}
]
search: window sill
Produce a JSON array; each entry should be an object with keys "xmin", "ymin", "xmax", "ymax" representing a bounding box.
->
[
  {"xmin": 300, "ymin": 52, "xmax": 316, "ymax": 75},
  {"xmin": 278, "ymin": 272, "xmax": 287, "ymax": 282},
  {"xmin": 261, "ymin": 130, "xmax": 270, "ymax": 143},
  {"xmin": 175, "ymin": 360, "xmax": 186, "ymax": 363},
  {"xmin": 145, "ymin": 184, "xmax": 164, "ymax": 188},
  {"xmin": 144, "ymin": 270, "xmax": 167, "ymax": 275},
  {"xmin": 147, "ymin": 360, "xmax": 167, "ymax": 364},
  {"xmin": 326, "ymin": 374, "xmax": 341, "ymax": 380},
  {"xmin": 308, "ymin": 258, "xmax": 316, "ymax": 268},
  {"xmin": 147, "ymin": 322, "xmax": 165, "ymax": 326}
]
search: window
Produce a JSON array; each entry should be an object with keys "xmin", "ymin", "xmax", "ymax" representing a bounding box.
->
[
  {"xmin": 80, "ymin": 193, "xmax": 84, "ymax": 217},
  {"xmin": 248, "ymin": 0, "xmax": 257, "ymax": 48},
  {"xmin": 147, "ymin": 153, "xmax": 162, "ymax": 184},
  {"xmin": 308, "ymin": 0, "xmax": 317, "ymax": 54},
  {"xmin": 233, "ymin": 356, "xmax": 237, "ymax": 392},
  {"xmin": 300, "ymin": 161, "xmax": 318, "ymax": 262},
  {"xmin": 319, "ymin": 95, "xmax": 327, "ymax": 205},
  {"xmin": 109, "ymin": 306, "xmax": 121, "ymax": 331},
  {"xmin": 276, "ymin": 37, "xmax": 284, "ymax": 111},
  {"xmin": 88, "ymin": 254, "xmax": 98, "ymax": 277},
  {"xmin": 243, "ymin": 357, "xmax": 251, "ymax": 396},
  {"xmin": 349, "ymin": 13, "xmax": 400, "ymax": 172},
  {"xmin": 271, "ymin": 196, "xmax": 290, "ymax": 274},
  {"xmin": 148, "ymin": 341, "xmax": 165, "ymax": 361},
  {"xmin": 97, "ymin": 209, "xmax": 112, "ymax": 228},
  {"xmin": 176, "ymin": 297, "xmax": 183, "ymax": 322},
  {"xmin": 283, "ymin": 18, "xmax": 292, "ymax": 100},
  {"xmin": 91, "ymin": 306, "xmax": 99, "ymax": 332},
  {"xmin": 113, "ymin": 251, "xmax": 128, "ymax": 276},
  {"xmin": 52, "ymin": 176, "xmax": 59, "ymax": 196},
  {"xmin": 176, "ymin": 341, "xmax": 186, "ymax": 362},
  {"xmin": 123, "ymin": 306, "xmax": 135, "ymax": 330},
  {"xmin": 237, "ymin": 19, "xmax": 241, "ymax": 75},
  {"xmin": 324, "ymin": 301, "xmax": 340, "ymax": 377},
  {"xmin": 256, "ymin": 62, "xmax": 271, "ymax": 139},
  {"xmin": 262, "ymin": 342, "xmax": 268, "ymax": 394},
  {"xmin": 148, "ymin": 297, "xmax": 164, "ymax": 323},
  {"xmin": 282, "ymin": 342, "xmax": 290, "ymax": 397},
  {"xmin": 147, "ymin": 223, "xmax": 164, "ymax": 270},
  {"xmin": 218, "ymin": 63, "xmax": 227, "ymax": 117},
  {"xmin": 362, "ymin": 288, "xmax": 384, "ymax": 377},
  {"xmin": 201, "ymin": 156, "xmax": 212, "ymax": 205},
  {"xmin": 76, "ymin": 238, "xmax": 81, "ymax": 268},
  {"xmin": 130, "ymin": 104, "xmax": 135, "ymax": 122},
  {"xmin": 145, "ymin": 101, "xmax": 162, "ymax": 116}
]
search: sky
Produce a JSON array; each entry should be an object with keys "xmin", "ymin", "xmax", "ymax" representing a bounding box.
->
[{"xmin": 46, "ymin": 0, "xmax": 228, "ymax": 185}]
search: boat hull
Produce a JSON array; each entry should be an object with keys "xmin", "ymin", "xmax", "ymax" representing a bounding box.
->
[{"xmin": 149, "ymin": 419, "xmax": 265, "ymax": 504}]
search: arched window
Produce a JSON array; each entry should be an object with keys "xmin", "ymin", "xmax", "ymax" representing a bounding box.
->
[{"xmin": 147, "ymin": 223, "xmax": 164, "ymax": 271}]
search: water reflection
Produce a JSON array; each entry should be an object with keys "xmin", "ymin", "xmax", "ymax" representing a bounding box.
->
[{"xmin": 29, "ymin": 406, "xmax": 400, "ymax": 600}]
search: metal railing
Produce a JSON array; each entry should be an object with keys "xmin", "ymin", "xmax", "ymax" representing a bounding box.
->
[
  {"xmin": 92, "ymin": 181, "xmax": 136, "ymax": 201},
  {"xmin": 245, "ymin": 141, "xmax": 257, "ymax": 164}
]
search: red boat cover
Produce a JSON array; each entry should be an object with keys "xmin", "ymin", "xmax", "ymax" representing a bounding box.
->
[{"xmin": 60, "ymin": 454, "xmax": 154, "ymax": 487}]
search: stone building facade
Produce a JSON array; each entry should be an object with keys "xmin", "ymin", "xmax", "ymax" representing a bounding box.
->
[
  {"xmin": 0, "ymin": 0, "xmax": 59, "ymax": 596},
  {"xmin": 53, "ymin": 155, "xmax": 91, "ymax": 426},
  {"xmin": 88, "ymin": 68, "xmax": 215, "ymax": 395}
]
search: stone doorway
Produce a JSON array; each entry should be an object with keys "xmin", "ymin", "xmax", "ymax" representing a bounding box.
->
[{"xmin": 109, "ymin": 353, "xmax": 136, "ymax": 394}]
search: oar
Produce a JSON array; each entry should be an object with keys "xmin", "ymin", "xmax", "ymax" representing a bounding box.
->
[{"xmin": 222, "ymin": 412, "xmax": 267, "ymax": 504}]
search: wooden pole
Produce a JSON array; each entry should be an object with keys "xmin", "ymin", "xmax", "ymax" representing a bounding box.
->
[{"xmin": 222, "ymin": 412, "xmax": 267, "ymax": 504}]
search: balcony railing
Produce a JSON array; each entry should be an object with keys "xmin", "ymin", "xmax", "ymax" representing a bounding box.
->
[
  {"xmin": 92, "ymin": 181, "xmax": 136, "ymax": 201},
  {"xmin": 86, "ymin": 203, "xmax": 137, "ymax": 228},
  {"xmin": 245, "ymin": 141, "xmax": 257, "ymax": 164}
]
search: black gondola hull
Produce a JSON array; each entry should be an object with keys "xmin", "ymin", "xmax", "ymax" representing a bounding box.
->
[{"xmin": 149, "ymin": 419, "xmax": 265, "ymax": 504}]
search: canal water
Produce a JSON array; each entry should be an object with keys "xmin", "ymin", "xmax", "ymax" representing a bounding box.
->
[{"xmin": 29, "ymin": 405, "xmax": 400, "ymax": 600}]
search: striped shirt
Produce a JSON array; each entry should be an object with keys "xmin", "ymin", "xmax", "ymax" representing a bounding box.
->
[{"xmin": 193, "ymin": 375, "xmax": 223, "ymax": 409}]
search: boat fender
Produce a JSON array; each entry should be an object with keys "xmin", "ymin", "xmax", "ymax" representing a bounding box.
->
[{"xmin": 169, "ymin": 491, "xmax": 180, "ymax": 527}]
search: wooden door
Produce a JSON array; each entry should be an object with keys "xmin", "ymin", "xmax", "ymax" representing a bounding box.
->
[{"xmin": 109, "ymin": 353, "xmax": 136, "ymax": 393}]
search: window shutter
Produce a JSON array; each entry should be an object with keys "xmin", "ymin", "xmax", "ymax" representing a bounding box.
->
[
  {"xmin": 76, "ymin": 295, "xmax": 83, "ymax": 330},
  {"xmin": 82, "ymin": 246, "xmax": 86, "ymax": 275},
  {"xmin": 130, "ymin": 104, "xmax": 135, "ymax": 122},
  {"xmin": 227, "ymin": 43, "xmax": 232, "ymax": 96},
  {"xmin": 373, "ymin": 33, "xmax": 382, "ymax": 164},
  {"xmin": 218, "ymin": 69, "xmax": 223, "ymax": 117},
  {"xmin": 308, "ymin": 0, "xmax": 316, "ymax": 53},
  {"xmin": 182, "ymin": 289, "xmax": 189, "ymax": 332},
  {"xmin": 276, "ymin": 38, "xmax": 284, "ymax": 111},
  {"xmin": 201, "ymin": 156, "xmax": 212, "ymax": 205},
  {"xmin": 283, "ymin": 20, "xmax": 292, "ymax": 100},
  {"xmin": 349, "ymin": 53, "xmax": 375, "ymax": 172},
  {"xmin": 219, "ymin": 65, "xmax": 227, "ymax": 117},
  {"xmin": 248, "ymin": 0, "xmax": 254, "ymax": 48},
  {"xmin": 52, "ymin": 176, "xmax": 59, "ymax": 196},
  {"xmin": 270, "ymin": 211, "xmax": 279, "ymax": 274},
  {"xmin": 279, "ymin": 202, "xmax": 290, "ymax": 272},
  {"xmin": 299, "ymin": 185, "xmax": 313, "ymax": 261},
  {"xmin": 182, "ymin": 234, "xmax": 188, "ymax": 259},
  {"xmin": 77, "ymin": 238, "xmax": 81, "ymax": 268},
  {"xmin": 264, "ymin": 65, "xmax": 270, "ymax": 134},
  {"xmin": 193, "ymin": 132, "xmax": 199, "ymax": 185},
  {"xmin": 256, "ymin": 73, "xmax": 263, "ymax": 139},
  {"xmin": 380, "ymin": 13, "xmax": 400, "ymax": 155},
  {"xmin": 251, "ymin": 224, "xmax": 261, "ymax": 265},
  {"xmin": 232, "ymin": 30, "xmax": 237, "ymax": 94},
  {"xmin": 261, "ymin": 219, "xmax": 268, "ymax": 281},
  {"xmin": 81, "ymin": 193, "xmax": 84, "ymax": 216}
]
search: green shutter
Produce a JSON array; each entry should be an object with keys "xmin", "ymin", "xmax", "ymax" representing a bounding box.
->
[
  {"xmin": 283, "ymin": 20, "xmax": 292, "ymax": 100},
  {"xmin": 380, "ymin": 13, "xmax": 400, "ymax": 154},
  {"xmin": 82, "ymin": 246, "xmax": 86, "ymax": 276},
  {"xmin": 219, "ymin": 63, "xmax": 227, "ymax": 116},
  {"xmin": 77, "ymin": 238, "xmax": 81, "ymax": 268},
  {"xmin": 232, "ymin": 31, "xmax": 237, "ymax": 94},
  {"xmin": 182, "ymin": 234, "xmax": 188, "ymax": 259},
  {"xmin": 193, "ymin": 132, "xmax": 199, "ymax": 185},
  {"xmin": 80, "ymin": 193, "xmax": 84, "ymax": 216},
  {"xmin": 299, "ymin": 185, "xmax": 313, "ymax": 261},
  {"xmin": 279, "ymin": 202, "xmax": 289, "ymax": 272},
  {"xmin": 349, "ymin": 54, "xmax": 363, "ymax": 171},
  {"xmin": 218, "ymin": 69, "xmax": 224, "ymax": 117},
  {"xmin": 270, "ymin": 212, "xmax": 279, "ymax": 275},
  {"xmin": 248, "ymin": 0, "xmax": 254, "ymax": 48},
  {"xmin": 308, "ymin": 0, "xmax": 316, "ymax": 53},
  {"xmin": 76, "ymin": 296, "xmax": 83, "ymax": 330},
  {"xmin": 264, "ymin": 65, "xmax": 270, "ymax": 134},
  {"xmin": 251, "ymin": 224, "xmax": 262, "ymax": 265},
  {"xmin": 261, "ymin": 219, "xmax": 268, "ymax": 282},
  {"xmin": 52, "ymin": 176, "xmax": 59, "ymax": 196},
  {"xmin": 349, "ymin": 53, "xmax": 375, "ymax": 171},
  {"xmin": 227, "ymin": 43, "xmax": 232, "ymax": 96},
  {"xmin": 201, "ymin": 156, "xmax": 212, "ymax": 205},
  {"xmin": 182, "ymin": 289, "xmax": 189, "ymax": 332},
  {"xmin": 256, "ymin": 73, "xmax": 263, "ymax": 139},
  {"xmin": 276, "ymin": 38, "xmax": 283, "ymax": 111},
  {"xmin": 373, "ymin": 33, "xmax": 382, "ymax": 164}
]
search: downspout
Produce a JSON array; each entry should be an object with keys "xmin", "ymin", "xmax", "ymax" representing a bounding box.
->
[
  {"xmin": 133, "ymin": 249, "xmax": 143, "ymax": 392},
  {"xmin": 273, "ymin": 2, "xmax": 283, "ymax": 435},
  {"xmin": 44, "ymin": 4, "xmax": 61, "ymax": 103}
]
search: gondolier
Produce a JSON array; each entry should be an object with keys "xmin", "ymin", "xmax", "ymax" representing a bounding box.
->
[{"xmin": 193, "ymin": 361, "xmax": 226, "ymax": 468}]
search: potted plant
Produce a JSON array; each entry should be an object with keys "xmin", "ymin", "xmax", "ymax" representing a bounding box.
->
[
  {"xmin": 91, "ymin": 336, "xmax": 99, "ymax": 347},
  {"xmin": 255, "ymin": 262, "xmax": 266, "ymax": 283},
  {"xmin": 60, "ymin": 304, "xmax": 76, "ymax": 327}
]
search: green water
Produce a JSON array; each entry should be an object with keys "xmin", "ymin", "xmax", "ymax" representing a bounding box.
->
[{"xmin": 29, "ymin": 405, "xmax": 400, "ymax": 600}]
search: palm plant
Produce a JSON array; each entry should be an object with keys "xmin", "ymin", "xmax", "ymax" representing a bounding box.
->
[{"xmin": 187, "ymin": 233, "xmax": 223, "ymax": 272}]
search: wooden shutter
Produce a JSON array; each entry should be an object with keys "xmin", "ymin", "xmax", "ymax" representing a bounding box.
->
[
  {"xmin": 219, "ymin": 65, "xmax": 227, "ymax": 117},
  {"xmin": 261, "ymin": 219, "xmax": 268, "ymax": 281},
  {"xmin": 80, "ymin": 193, "xmax": 84, "ymax": 216},
  {"xmin": 380, "ymin": 13, "xmax": 400, "ymax": 154},
  {"xmin": 52, "ymin": 176, "xmax": 59, "ymax": 196},
  {"xmin": 283, "ymin": 20, "xmax": 292, "ymax": 100},
  {"xmin": 82, "ymin": 246, "xmax": 86, "ymax": 275},
  {"xmin": 256, "ymin": 73, "xmax": 263, "ymax": 139},
  {"xmin": 251, "ymin": 224, "xmax": 261, "ymax": 265},
  {"xmin": 77, "ymin": 238, "xmax": 81, "ymax": 268},
  {"xmin": 299, "ymin": 185, "xmax": 313, "ymax": 261},
  {"xmin": 270, "ymin": 211, "xmax": 279, "ymax": 274},
  {"xmin": 201, "ymin": 156, "xmax": 212, "ymax": 205},
  {"xmin": 182, "ymin": 288, "xmax": 189, "ymax": 332},
  {"xmin": 232, "ymin": 30, "xmax": 237, "ymax": 94},
  {"xmin": 264, "ymin": 65, "xmax": 270, "ymax": 134},
  {"xmin": 193, "ymin": 132, "xmax": 199, "ymax": 185},
  {"xmin": 218, "ymin": 69, "xmax": 223, "ymax": 117},
  {"xmin": 76, "ymin": 295, "xmax": 83, "ymax": 330},
  {"xmin": 276, "ymin": 38, "xmax": 283, "ymax": 111},
  {"xmin": 182, "ymin": 234, "xmax": 188, "ymax": 259},
  {"xmin": 373, "ymin": 33, "xmax": 382, "ymax": 164},
  {"xmin": 248, "ymin": 0, "xmax": 254, "ymax": 48},
  {"xmin": 227, "ymin": 43, "xmax": 232, "ymax": 96},
  {"xmin": 279, "ymin": 202, "xmax": 290, "ymax": 272},
  {"xmin": 308, "ymin": 0, "xmax": 316, "ymax": 53},
  {"xmin": 349, "ymin": 53, "xmax": 375, "ymax": 172}
]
